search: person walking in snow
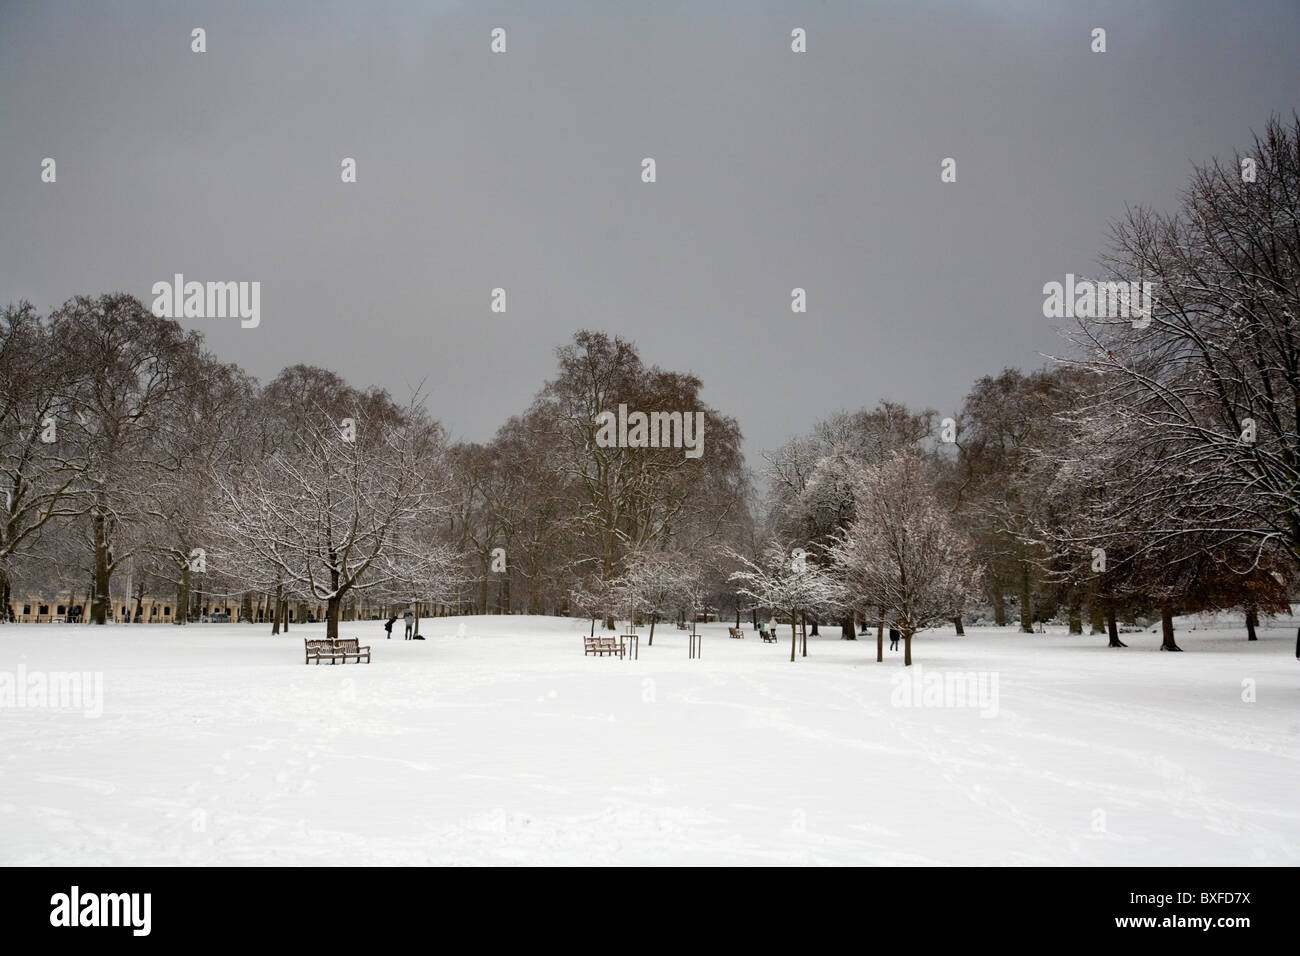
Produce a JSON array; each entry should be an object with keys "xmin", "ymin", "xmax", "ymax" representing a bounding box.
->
[
  {"xmin": 384, "ymin": 615, "xmax": 398, "ymax": 639},
  {"xmin": 403, "ymin": 609, "xmax": 415, "ymax": 639},
  {"xmin": 889, "ymin": 627, "xmax": 900, "ymax": 651}
]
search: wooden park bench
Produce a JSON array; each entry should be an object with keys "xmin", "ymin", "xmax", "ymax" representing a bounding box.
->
[
  {"xmin": 335, "ymin": 637, "xmax": 370, "ymax": 663},
  {"xmin": 728, "ymin": 626, "xmax": 745, "ymax": 639},
  {"xmin": 304, "ymin": 637, "xmax": 371, "ymax": 664},
  {"xmin": 759, "ymin": 628, "xmax": 778, "ymax": 643},
  {"xmin": 583, "ymin": 635, "xmax": 623, "ymax": 658}
]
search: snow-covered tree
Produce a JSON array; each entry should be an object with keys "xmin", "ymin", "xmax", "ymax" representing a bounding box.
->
[
  {"xmin": 827, "ymin": 452, "xmax": 982, "ymax": 666},
  {"xmin": 567, "ymin": 572, "xmax": 622, "ymax": 636},
  {"xmin": 615, "ymin": 547, "xmax": 704, "ymax": 645},
  {"xmin": 764, "ymin": 402, "xmax": 935, "ymax": 637},
  {"xmin": 725, "ymin": 540, "xmax": 841, "ymax": 661},
  {"xmin": 1062, "ymin": 114, "xmax": 1300, "ymax": 568},
  {"xmin": 1044, "ymin": 425, "xmax": 1295, "ymax": 652},
  {"xmin": 210, "ymin": 393, "xmax": 454, "ymax": 639}
]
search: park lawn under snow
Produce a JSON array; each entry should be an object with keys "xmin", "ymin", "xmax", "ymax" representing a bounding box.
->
[{"xmin": 1, "ymin": 613, "xmax": 1298, "ymax": 866}]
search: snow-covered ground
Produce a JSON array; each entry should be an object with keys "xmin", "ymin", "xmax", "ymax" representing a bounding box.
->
[{"xmin": 2, "ymin": 613, "xmax": 1298, "ymax": 865}]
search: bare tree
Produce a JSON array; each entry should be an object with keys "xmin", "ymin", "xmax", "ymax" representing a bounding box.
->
[
  {"xmin": 946, "ymin": 368, "xmax": 1092, "ymax": 633},
  {"xmin": 536, "ymin": 331, "xmax": 747, "ymax": 586},
  {"xmin": 52, "ymin": 294, "xmax": 205, "ymax": 624},
  {"xmin": 147, "ymin": 359, "xmax": 257, "ymax": 624},
  {"xmin": 0, "ymin": 303, "xmax": 82, "ymax": 620}
]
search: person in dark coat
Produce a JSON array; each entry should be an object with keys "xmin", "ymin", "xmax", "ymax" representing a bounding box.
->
[
  {"xmin": 384, "ymin": 615, "xmax": 398, "ymax": 639},
  {"xmin": 889, "ymin": 627, "xmax": 900, "ymax": 651}
]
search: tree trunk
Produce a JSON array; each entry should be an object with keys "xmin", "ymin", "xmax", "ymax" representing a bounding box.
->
[
  {"xmin": 953, "ymin": 615, "xmax": 965, "ymax": 635},
  {"xmin": 810, "ymin": 614, "xmax": 819, "ymax": 637},
  {"xmin": 903, "ymin": 628, "xmax": 914, "ymax": 666},
  {"xmin": 1106, "ymin": 605, "xmax": 1126, "ymax": 647},
  {"xmin": 1019, "ymin": 561, "xmax": 1033, "ymax": 633},
  {"xmin": 841, "ymin": 614, "xmax": 856, "ymax": 639},
  {"xmin": 91, "ymin": 508, "xmax": 111, "ymax": 624},
  {"xmin": 876, "ymin": 608, "xmax": 884, "ymax": 662},
  {"xmin": 1246, "ymin": 607, "xmax": 1258, "ymax": 641},
  {"xmin": 326, "ymin": 595, "xmax": 341, "ymax": 639},
  {"xmin": 272, "ymin": 581, "xmax": 283, "ymax": 634},
  {"xmin": 800, "ymin": 612, "xmax": 808, "ymax": 657},
  {"xmin": 175, "ymin": 562, "xmax": 190, "ymax": 627},
  {"xmin": 1160, "ymin": 603, "xmax": 1181, "ymax": 651},
  {"xmin": 735, "ymin": 605, "xmax": 741, "ymax": 628},
  {"xmin": 790, "ymin": 617, "xmax": 797, "ymax": 662},
  {"xmin": 1068, "ymin": 598, "xmax": 1083, "ymax": 634},
  {"xmin": 649, "ymin": 615, "xmax": 656, "ymax": 646},
  {"xmin": 0, "ymin": 569, "xmax": 11, "ymax": 622},
  {"xmin": 282, "ymin": 600, "xmax": 289, "ymax": 632},
  {"xmin": 1089, "ymin": 603, "xmax": 1105, "ymax": 635},
  {"xmin": 992, "ymin": 579, "xmax": 1006, "ymax": 626}
]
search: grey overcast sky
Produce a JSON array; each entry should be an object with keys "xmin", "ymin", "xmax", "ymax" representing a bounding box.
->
[{"xmin": 1, "ymin": 0, "xmax": 1297, "ymax": 460}]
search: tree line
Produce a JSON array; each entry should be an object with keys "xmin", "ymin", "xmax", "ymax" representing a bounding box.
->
[
  {"xmin": 745, "ymin": 114, "xmax": 1300, "ymax": 661},
  {"xmin": 2, "ymin": 115, "xmax": 1296, "ymax": 661}
]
